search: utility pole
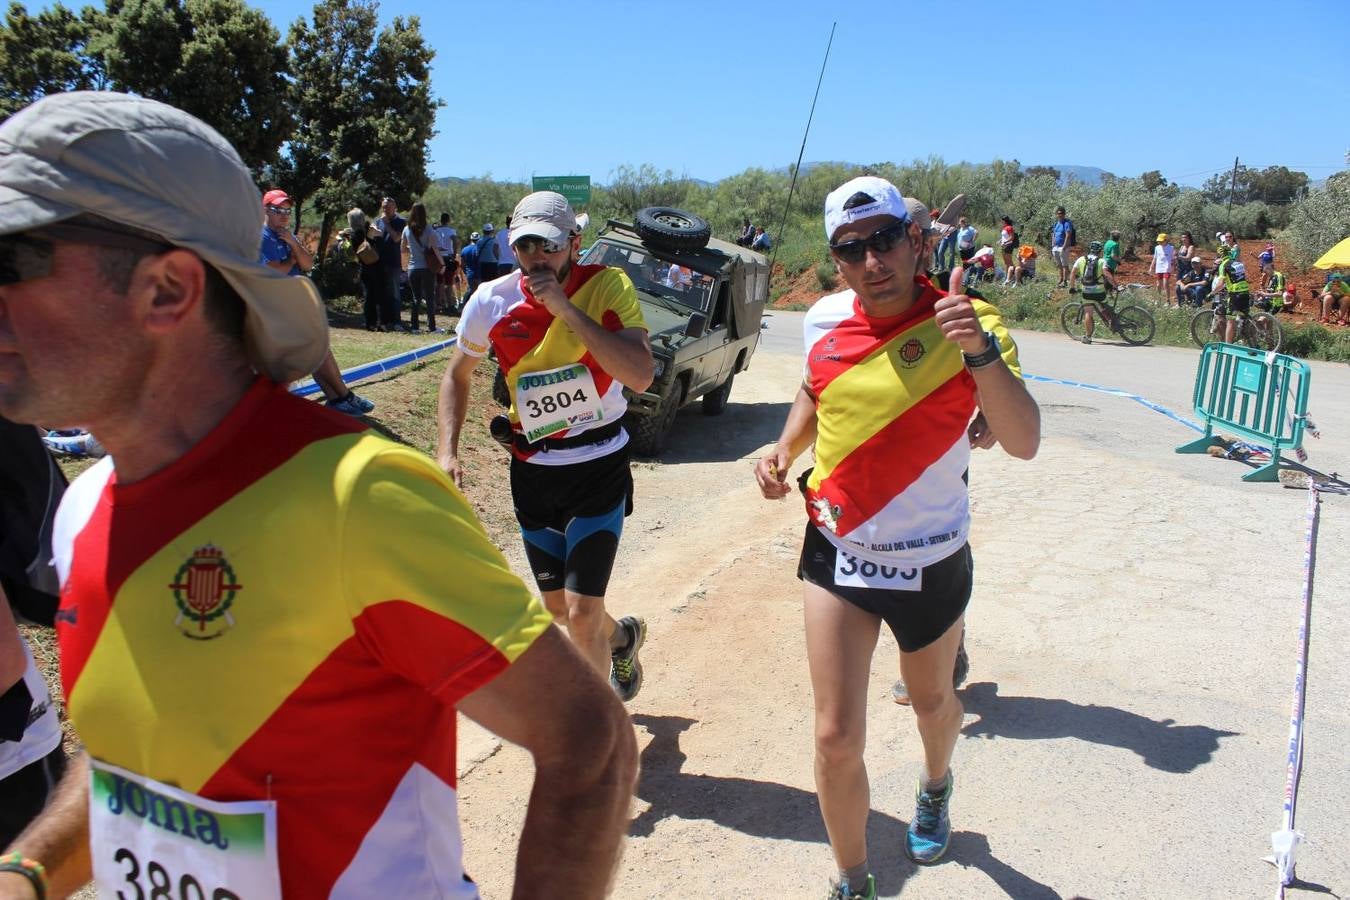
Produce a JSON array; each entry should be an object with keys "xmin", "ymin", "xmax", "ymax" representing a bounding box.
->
[{"xmin": 1225, "ymin": 156, "xmax": 1240, "ymax": 226}]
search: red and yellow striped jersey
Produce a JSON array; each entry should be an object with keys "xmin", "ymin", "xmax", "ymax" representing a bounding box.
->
[
  {"xmin": 456, "ymin": 264, "xmax": 647, "ymax": 465},
  {"xmin": 52, "ymin": 378, "xmax": 550, "ymax": 898},
  {"xmin": 802, "ymin": 277, "xmax": 1022, "ymax": 567}
]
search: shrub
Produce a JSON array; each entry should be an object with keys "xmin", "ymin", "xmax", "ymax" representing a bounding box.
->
[{"xmin": 815, "ymin": 262, "xmax": 836, "ymax": 291}]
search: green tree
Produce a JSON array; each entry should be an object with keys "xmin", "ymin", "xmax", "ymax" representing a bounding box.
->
[
  {"xmin": 0, "ymin": 1, "xmax": 106, "ymax": 120},
  {"xmin": 1284, "ymin": 171, "xmax": 1350, "ymax": 267},
  {"xmin": 282, "ymin": 0, "xmax": 439, "ymax": 259},
  {"xmin": 1140, "ymin": 170, "xmax": 1169, "ymax": 192},
  {"xmin": 96, "ymin": 0, "xmax": 291, "ymax": 173},
  {"xmin": 1024, "ymin": 165, "xmax": 1061, "ymax": 182}
]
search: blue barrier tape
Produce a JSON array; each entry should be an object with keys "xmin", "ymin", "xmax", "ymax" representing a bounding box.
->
[
  {"xmin": 1023, "ymin": 372, "xmax": 1205, "ymax": 434},
  {"xmin": 291, "ymin": 336, "xmax": 457, "ymax": 398}
]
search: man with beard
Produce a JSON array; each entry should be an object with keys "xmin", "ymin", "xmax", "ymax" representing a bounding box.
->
[{"xmin": 437, "ymin": 192, "xmax": 655, "ymax": 702}]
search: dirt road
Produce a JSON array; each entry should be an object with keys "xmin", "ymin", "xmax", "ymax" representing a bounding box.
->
[{"xmin": 456, "ymin": 317, "xmax": 1350, "ymax": 898}]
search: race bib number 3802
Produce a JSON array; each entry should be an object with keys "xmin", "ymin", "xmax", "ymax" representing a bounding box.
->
[
  {"xmin": 516, "ymin": 363, "xmax": 605, "ymax": 443},
  {"xmin": 90, "ymin": 759, "xmax": 281, "ymax": 900}
]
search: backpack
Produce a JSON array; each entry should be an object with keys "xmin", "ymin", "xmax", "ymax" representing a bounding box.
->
[
  {"xmin": 1082, "ymin": 255, "xmax": 1101, "ymax": 286},
  {"xmin": 1066, "ymin": 220, "xmax": 1076, "ymax": 247}
]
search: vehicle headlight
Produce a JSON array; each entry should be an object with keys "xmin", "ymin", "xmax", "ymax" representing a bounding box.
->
[{"xmin": 653, "ymin": 357, "xmax": 667, "ymax": 378}]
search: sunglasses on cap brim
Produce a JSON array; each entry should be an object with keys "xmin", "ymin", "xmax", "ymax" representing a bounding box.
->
[
  {"xmin": 0, "ymin": 222, "xmax": 172, "ymax": 287},
  {"xmin": 510, "ymin": 234, "xmax": 568, "ymax": 254},
  {"xmin": 828, "ymin": 220, "xmax": 911, "ymax": 264},
  {"xmin": 265, "ymin": 205, "xmax": 292, "ymax": 215}
]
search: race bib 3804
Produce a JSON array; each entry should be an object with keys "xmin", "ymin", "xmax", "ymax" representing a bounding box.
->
[{"xmin": 515, "ymin": 363, "xmax": 605, "ymax": 443}]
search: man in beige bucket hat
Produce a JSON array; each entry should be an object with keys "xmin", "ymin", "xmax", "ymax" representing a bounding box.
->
[{"xmin": 0, "ymin": 93, "xmax": 636, "ymax": 899}]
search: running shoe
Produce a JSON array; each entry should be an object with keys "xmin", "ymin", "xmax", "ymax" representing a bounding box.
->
[
  {"xmin": 825, "ymin": 875, "xmax": 875, "ymax": 900},
  {"xmin": 892, "ymin": 638, "xmax": 969, "ymax": 706},
  {"xmin": 326, "ymin": 394, "xmax": 367, "ymax": 417},
  {"xmin": 609, "ymin": 616, "xmax": 646, "ymax": 702},
  {"xmin": 904, "ymin": 771, "xmax": 953, "ymax": 865},
  {"xmin": 1081, "ymin": 334, "xmax": 1092, "ymax": 345},
  {"xmin": 352, "ymin": 393, "xmax": 375, "ymax": 414}
]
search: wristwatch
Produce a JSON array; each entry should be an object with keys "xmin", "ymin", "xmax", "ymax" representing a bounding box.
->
[{"xmin": 962, "ymin": 331, "xmax": 1002, "ymax": 370}]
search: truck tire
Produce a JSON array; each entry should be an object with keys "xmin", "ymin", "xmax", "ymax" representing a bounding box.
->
[
  {"xmin": 701, "ymin": 373, "xmax": 734, "ymax": 416},
  {"xmin": 629, "ymin": 381, "xmax": 682, "ymax": 458},
  {"xmin": 635, "ymin": 207, "xmax": 711, "ymax": 252}
]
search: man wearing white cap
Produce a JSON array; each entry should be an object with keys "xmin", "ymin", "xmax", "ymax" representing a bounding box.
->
[
  {"xmin": 0, "ymin": 92, "xmax": 636, "ymax": 900},
  {"xmin": 437, "ymin": 191, "xmax": 655, "ymax": 702},
  {"xmin": 754, "ymin": 176, "xmax": 1040, "ymax": 896}
]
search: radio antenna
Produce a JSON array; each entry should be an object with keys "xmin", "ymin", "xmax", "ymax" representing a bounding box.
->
[{"xmin": 769, "ymin": 21, "xmax": 836, "ymax": 285}]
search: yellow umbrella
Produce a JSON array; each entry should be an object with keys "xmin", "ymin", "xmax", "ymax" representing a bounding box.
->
[{"xmin": 1313, "ymin": 236, "xmax": 1350, "ymax": 269}]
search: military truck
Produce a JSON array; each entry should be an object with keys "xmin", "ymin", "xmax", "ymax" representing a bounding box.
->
[{"xmin": 580, "ymin": 207, "xmax": 770, "ymax": 456}]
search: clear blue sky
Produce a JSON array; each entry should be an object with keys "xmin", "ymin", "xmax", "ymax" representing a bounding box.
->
[{"xmin": 257, "ymin": 0, "xmax": 1349, "ymax": 187}]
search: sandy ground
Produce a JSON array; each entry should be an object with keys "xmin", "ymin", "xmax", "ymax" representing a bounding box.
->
[{"xmin": 454, "ymin": 316, "xmax": 1350, "ymax": 898}]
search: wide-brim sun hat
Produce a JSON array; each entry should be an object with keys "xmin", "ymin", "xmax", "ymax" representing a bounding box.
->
[{"xmin": 0, "ymin": 91, "xmax": 327, "ymax": 383}]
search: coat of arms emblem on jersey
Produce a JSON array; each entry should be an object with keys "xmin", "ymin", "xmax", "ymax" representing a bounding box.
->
[{"xmin": 168, "ymin": 544, "xmax": 242, "ymax": 640}]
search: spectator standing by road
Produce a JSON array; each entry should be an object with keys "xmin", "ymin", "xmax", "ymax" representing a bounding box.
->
[
  {"xmin": 0, "ymin": 92, "xmax": 637, "ymax": 900},
  {"xmin": 934, "ymin": 214, "xmax": 957, "ymax": 271},
  {"xmin": 1258, "ymin": 242, "xmax": 1276, "ymax": 289},
  {"xmin": 1150, "ymin": 233, "xmax": 1175, "ymax": 301},
  {"xmin": 461, "ymin": 230, "xmax": 481, "ymax": 296},
  {"xmin": 374, "ymin": 196, "xmax": 406, "ymax": 329},
  {"xmin": 1050, "ymin": 206, "xmax": 1074, "ymax": 287},
  {"xmin": 496, "ymin": 216, "xmax": 516, "ymax": 275},
  {"xmin": 477, "ymin": 222, "xmax": 500, "ymax": 281},
  {"xmin": 259, "ymin": 190, "xmax": 373, "ymax": 415},
  {"xmin": 1176, "ymin": 232, "xmax": 1196, "ymax": 279},
  {"xmin": 346, "ymin": 207, "xmax": 392, "ymax": 331},
  {"xmin": 998, "ymin": 216, "xmax": 1017, "ymax": 285},
  {"xmin": 438, "ymin": 191, "xmax": 655, "ymax": 704},
  {"xmin": 955, "ymin": 216, "xmax": 977, "ymax": 263},
  {"xmin": 1103, "ymin": 230, "xmax": 1122, "ymax": 276},
  {"xmin": 433, "ymin": 213, "xmax": 460, "ymax": 315},
  {"xmin": 401, "ymin": 201, "xmax": 441, "ymax": 334},
  {"xmin": 755, "ymin": 176, "xmax": 1039, "ymax": 897}
]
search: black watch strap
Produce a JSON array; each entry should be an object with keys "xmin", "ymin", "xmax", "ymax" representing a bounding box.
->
[{"xmin": 962, "ymin": 331, "xmax": 1002, "ymax": 369}]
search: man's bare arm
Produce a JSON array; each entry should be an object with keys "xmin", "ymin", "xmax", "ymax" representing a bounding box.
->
[
  {"xmin": 458, "ymin": 626, "xmax": 638, "ymax": 900},
  {"xmin": 0, "ymin": 585, "xmax": 25, "ymax": 689},
  {"xmin": 436, "ymin": 348, "xmax": 482, "ymax": 488},
  {"xmin": 1, "ymin": 753, "xmax": 92, "ymax": 899},
  {"xmin": 755, "ymin": 383, "xmax": 818, "ymax": 499},
  {"xmin": 525, "ymin": 273, "xmax": 654, "ymax": 392}
]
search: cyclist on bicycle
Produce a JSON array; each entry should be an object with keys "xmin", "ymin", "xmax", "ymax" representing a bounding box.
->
[
  {"xmin": 1211, "ymin": 259, "xmax": 1252, "ymax": 343},
  {"xmin": 1068, "ymin": 240, "xmax": 1116, "ymax": 344}
]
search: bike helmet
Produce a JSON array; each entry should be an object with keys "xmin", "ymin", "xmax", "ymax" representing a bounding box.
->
[
  {"xmin": 1088, "ymin": 240, "xmax": 1103, "ymax": 254},
  {"xmin": 1230, "ymin": 261, "xmax": 1247, "ymax": 279}
]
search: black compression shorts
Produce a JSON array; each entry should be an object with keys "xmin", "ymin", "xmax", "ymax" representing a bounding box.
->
[
  {"xmin": 797, "ymin": 523, "xmax": 972, "ymax": 652},
  {"xmin": 511, "ymin": 446, "xmax": 634, "ymax": 597}
]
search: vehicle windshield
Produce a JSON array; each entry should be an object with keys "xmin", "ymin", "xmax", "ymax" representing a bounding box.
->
[{"xmin": 582, "ymin": 239, "xmax": 716, "ymax": 314}]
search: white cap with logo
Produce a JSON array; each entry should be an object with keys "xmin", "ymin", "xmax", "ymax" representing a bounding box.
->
[{"xmin": 823, "ymin": 175, "xmax": 908, "ymax": 242}]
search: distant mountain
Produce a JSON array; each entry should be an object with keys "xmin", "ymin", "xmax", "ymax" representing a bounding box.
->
[{"xmin": 1038, "ymin": 165, "xmax": 1111, "ymax": 187}]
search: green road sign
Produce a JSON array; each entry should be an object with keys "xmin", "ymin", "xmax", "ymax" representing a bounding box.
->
[{"xmin": 532, "ymin": 175, "xmax": 591, "ymax": 207}]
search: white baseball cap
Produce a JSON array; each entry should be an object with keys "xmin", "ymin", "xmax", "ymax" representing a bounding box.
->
[{"xmin": 824, "ymin": 175, "xmax": 908, "ymax": 242}]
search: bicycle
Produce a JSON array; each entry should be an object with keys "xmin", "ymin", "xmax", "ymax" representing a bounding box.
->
[
  {"xmin": 1059, "ymin": 290, "xmax": 1157, "ymax": 345},
  {"xmin": 1189, "ymin": 293, "xmax": 1282, "ymax": 351}
]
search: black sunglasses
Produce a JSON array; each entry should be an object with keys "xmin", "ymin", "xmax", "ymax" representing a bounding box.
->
[
  {"xmin": 829, "ymin": 220, "xmax": 911, "ymax": 264},
  {"xmin": 511, "ymin": 234, "xmax": 567, "ymax": 255},
  {"xmin": 0, "ymin": 222, "xmax": 172, "ymax": 287}
]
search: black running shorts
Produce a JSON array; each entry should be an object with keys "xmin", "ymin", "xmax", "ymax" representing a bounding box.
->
[
  {"xmin": 797, "ymin": 523, "xmax": 972, "ymax": 652},
  {"xmin": 0, "ymin": 745, "xmax": 67, "ymax": 847},
  {"xmin": 510, "ymin": 446, "xmax": 634, "ymax": 597}
]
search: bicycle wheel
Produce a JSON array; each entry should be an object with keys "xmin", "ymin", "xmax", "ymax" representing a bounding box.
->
[
  {"xmin": 1248, "ymin": 313, "xmax": 1283, "ymax": 352},
  {"xmin": 1190, "ymin": 309, "xmax": 1220, "ymax": 347},
  {"xmin": 1115, "ymin": 304, "xmax": 1157, "ymax": 346},
  {"xmin": 1060, "ymin": 302, "xmax": 1087, "ymax": 341}
]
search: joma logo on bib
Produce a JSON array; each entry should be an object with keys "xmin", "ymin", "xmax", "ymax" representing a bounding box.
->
[
  {"xmin": 105, "ymin": 771, "xmax": 230, "ymax": 850},
  {"xmin": 519, "ymin": 368, "xmax": 581, "ymax": 390}
]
